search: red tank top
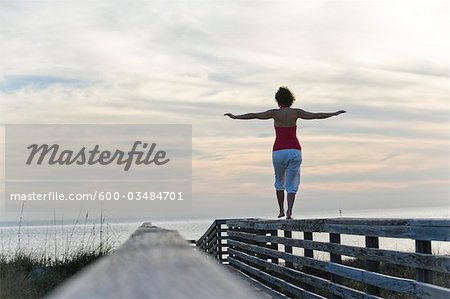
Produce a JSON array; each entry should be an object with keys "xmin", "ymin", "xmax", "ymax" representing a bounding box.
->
[{"xmin": 273, "ymin": 125, "xmax": 302, "ymax": 151}]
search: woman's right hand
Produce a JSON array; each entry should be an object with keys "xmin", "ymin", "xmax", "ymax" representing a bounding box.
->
[{"xmin": 224, "ymin": 113, "xmax": 237, "ymax": 119}]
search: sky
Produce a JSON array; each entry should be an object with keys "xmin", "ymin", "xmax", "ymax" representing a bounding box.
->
[{"xmin": 0, "ymin": 0, "xmax": 449, "ymax": 221}]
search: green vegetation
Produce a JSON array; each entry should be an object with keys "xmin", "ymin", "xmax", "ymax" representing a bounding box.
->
[
  {"xmin": 0, "ymin": 245, "xmax": 112, "ymax": 299},
  {"xmin": 0, "ymin": 210, "xmax": 116, "ymax": 299}
]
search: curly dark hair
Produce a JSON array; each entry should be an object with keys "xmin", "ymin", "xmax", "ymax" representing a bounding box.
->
[{"xmin": 275, "ymin": 87, "xmax": 296, "ymax": 107}]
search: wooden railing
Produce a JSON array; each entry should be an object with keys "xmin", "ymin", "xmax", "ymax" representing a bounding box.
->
[
  {"xmin": 197, "ymin": 218, "xmax": 450, "ymax": 299},
  {"xmin": 47, "ymin": 223, "xmax": 260, "ymax": 299},
  {"xmin": 195, "ymin": 218, "xmax": 258, "ymax": 263},
  {"xmin": 195, "ymin": 219, "xmax": 229, "ymax": 263}
]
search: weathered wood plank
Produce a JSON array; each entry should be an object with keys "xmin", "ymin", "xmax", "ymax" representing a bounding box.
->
[
  {"xmin": 228, "ymin": 239, "xmax": 450, "ymax": 298},
  {"xmin": 410, "ymin": 226, "xmax": 450, "ymax": 241},
  {"xmin": 227, "ymin": 230, "xmax": 450, "ymax": 273},
  {"xmin": 224, "ymin": 265, "xmax": 290, "ymax": 299},
  {"xmin": 362, "ymin": 270, "xmax": 450, "ymax": 299},
  {"xmin": 229, "ymin": 256, "xmax": 325, "ymax": 299},
  {"xmin": 227, "ymin": 218, "xmax": 450, "ymax": 228},
  {"xmin": 205, "ymin": 234, "xmax": 217, "ymax": 250},
  {"xmin": 226, "ymin": 219, "xmax": 450, "ymax": 241},
  {"xmin": 229, "ymin": 248, "xmax": 382, "ymax": 299},
  {"xmin": 48, "ymin": 224, "xmax": 260, "ymax": 299},
  {"xmin": 415, "ymin": 281, "xmax": 450, "ymax": 299},
  {"xmin": 197, "ymin": 220, "xmax": 217, "ymax": 245}
]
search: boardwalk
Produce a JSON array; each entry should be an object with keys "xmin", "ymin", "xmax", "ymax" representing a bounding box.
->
[
  {"xmin": 48, "ymin": 218, "xmax": 450, "ymax": 299},
  {"xmin": 197, "ymin": 218, "xmax": 450, "ymax": 299}
]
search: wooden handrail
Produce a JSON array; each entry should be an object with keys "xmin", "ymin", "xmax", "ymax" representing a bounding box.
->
[
  {"xmin": 226, "ymin": 218, "xmax": 450, "ymax": 241},
  {"xmin": 47, "ymin": 223, "xmax": 259, "ymax": 299},
  {"xmin": 197, "ymin": 218, "xmax": 450, "ymax": 299}
]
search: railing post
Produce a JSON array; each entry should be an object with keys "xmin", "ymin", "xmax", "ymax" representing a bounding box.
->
[
  {"xmin": 284, "ymin": 230, "xmax": 293, "ymax": 268},
  {"xmin": 304, "ymin": 231, "xmax": 314, "ymax": 292},
  {"xmin": 304, "ymin": 231, "xmax": 313, "ymax": 259},
  {"xmin": 220, "ymin": 221, "xmax": 228, "ymax": 263},
  {"xmin": 215, "ymin": 221, "xmax": 221, "ymax": 262},
  {"xmin": 330, "ymin": 233, "xmax": 342, "ymax": 298},
  {"xmin": 365, "ymin": 236, "xmax": 380, "ymax": 296},
  {"xmin": 228, "ymin": 224, "xmax": 236, "ymax": 263},
  {"xmin": 415, "ymin": 240, "xmax": 432, "ymax": 283},
  {"xmin": 270, "ymin": 230, "xmax": 278, "ymax": 264},
  {"xmin": 256, "ymin": 229, "xmax": 271, "ymax": 261},
  {"xmin": 206, "ymin": 233, "xmax": 210, "ymax": 255}
]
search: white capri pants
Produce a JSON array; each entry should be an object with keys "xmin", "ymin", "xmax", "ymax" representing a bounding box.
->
[{"xmin": 272, "ymin": 149, "xmax": 302, "ymax": 193}]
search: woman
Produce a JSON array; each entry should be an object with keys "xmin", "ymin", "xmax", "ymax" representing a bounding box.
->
[{"xmin": 224, "ymin": 87, "xmax": 346, "ymax": 219}]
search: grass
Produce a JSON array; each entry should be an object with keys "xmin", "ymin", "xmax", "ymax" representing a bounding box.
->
[
  {"xmin": 0, "ymin": 209, "xmax": 116, "ymax": 299},
  {"xmin": 0, "ymin": 245, "xmax": 112, "ymax": 299}
]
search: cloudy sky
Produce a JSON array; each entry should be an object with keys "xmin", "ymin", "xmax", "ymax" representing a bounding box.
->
[{"xmin": 0, "ymin": 0, "xmax": 448, "ymax": 221}]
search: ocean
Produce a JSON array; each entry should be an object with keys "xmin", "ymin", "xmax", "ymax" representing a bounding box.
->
[{"xmin": 0, "ymin": 218, "xmax": 212, "ymax": 259}]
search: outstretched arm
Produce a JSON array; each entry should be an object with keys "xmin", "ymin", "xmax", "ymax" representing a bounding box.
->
[
  {"xmin": 297, "ymin": 109, "xmax": 346, "ymax": 120},
  {"xmin": 224, "ymin": 109, "xmax": 277, "ymax": 120}
]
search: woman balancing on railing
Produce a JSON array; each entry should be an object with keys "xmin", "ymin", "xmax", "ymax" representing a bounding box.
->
[{"xmin": 224, "ymin": 87, "xmax": 346, "ymax": 219}]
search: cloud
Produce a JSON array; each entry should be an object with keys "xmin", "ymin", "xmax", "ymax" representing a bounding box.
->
[
  {"xmin": 0, "ymin": 75, "xmax": 86, "ymax": 92},
  {"xmin": 0, "ymin": 0, "xmax": 448, "ymax": 220},
  {"xmin": 368, "ymin": 62, "xmax": 449, "ymax": 79}
]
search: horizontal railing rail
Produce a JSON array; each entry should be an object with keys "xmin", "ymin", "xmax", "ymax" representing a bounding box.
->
[
  {"xmin": 47, "ymin": 223, "xmax": 260, "ymax": 299},
  {"xmin": 196, "ymin": 219, "xmax": 228, "ymax": 262},
  {"xmin": 197, "ymin": 218, "xmax": 450, "ymax": 299},
  {"xmin": 196, "ymin": 218, "xmax": 259, "ymax": 263}
]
